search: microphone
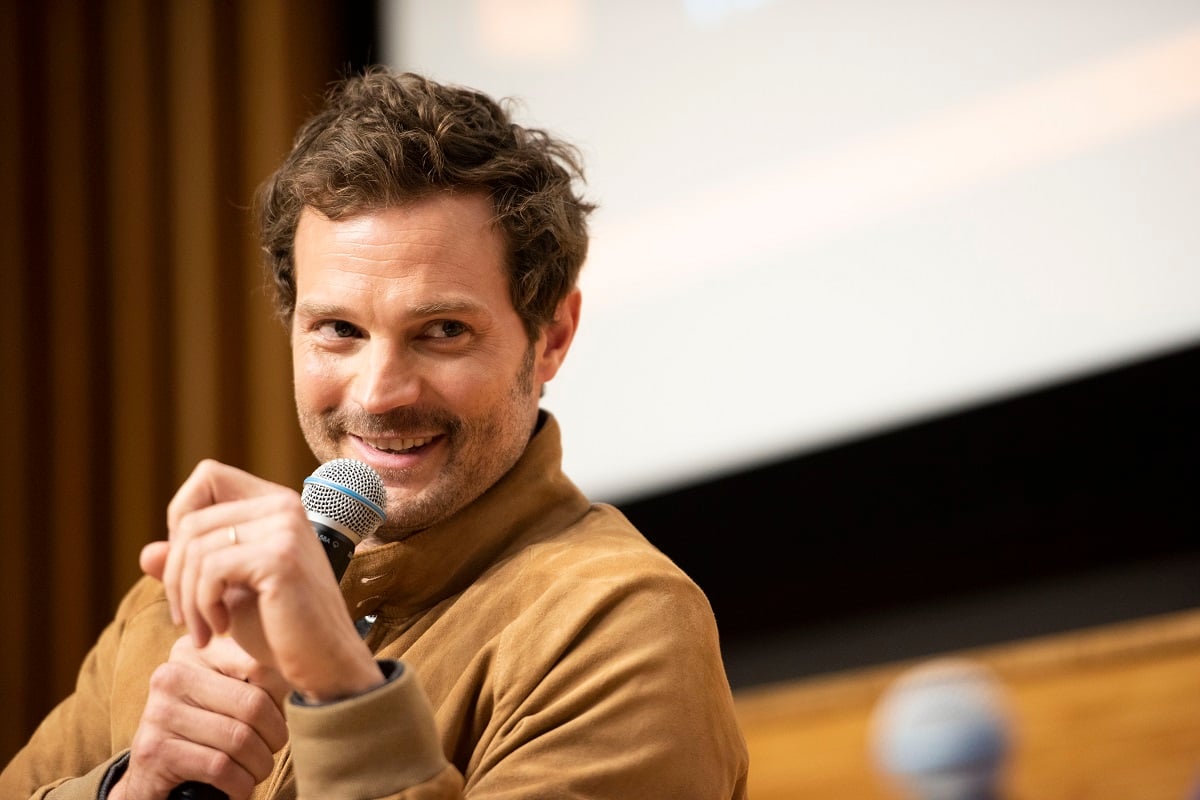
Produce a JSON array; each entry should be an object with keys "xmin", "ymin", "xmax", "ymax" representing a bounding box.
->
[
  {"xmin": 170, "ymin": 458, "xmax": 387, "ymax": 800},
  {"xmin": 869, "ymin": 658, "xmax": 1014, "ymax": 800},
  {"xmin": 299, "ymin": 457, "xmax": 388, "ymax": 582}
]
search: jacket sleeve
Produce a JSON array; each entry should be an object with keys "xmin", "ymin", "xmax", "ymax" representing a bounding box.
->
[
  {"xmin": 462, "ymin": 566, "xmax": 750, "ymax": 799},
  {"xmin": 282, "ymin": 573, "xmax": 748, "ymax": 796},
  {"xmin": 0, "ymin": 577, "xmax": 176, "ymax": 799},
  {"xmin": 286, "ymin": 660, "xmax": 460, "ymax": 798},
  {"xmin": 281, "ymin": 559, "xmax": 748, "ymax": 799}
]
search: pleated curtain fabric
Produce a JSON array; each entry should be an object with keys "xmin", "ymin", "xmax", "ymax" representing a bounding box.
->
[{"xmin": 0, "ymin": 0, "xmax": 362, "ymax": 761}]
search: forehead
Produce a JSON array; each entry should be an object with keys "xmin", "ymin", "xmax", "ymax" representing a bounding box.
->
[{"xmin": 293, "ymin": 193, "xmax": 510, "ymax": 300}]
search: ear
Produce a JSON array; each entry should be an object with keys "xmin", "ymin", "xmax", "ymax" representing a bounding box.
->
[{"xmin": 535, "ymin": 288, "xmax": 582, "ymax": 384}]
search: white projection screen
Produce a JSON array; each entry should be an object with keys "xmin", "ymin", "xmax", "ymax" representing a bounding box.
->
[{"xmin": 381, "ymin": 0, "xmax": 1200, "ymax": 504}]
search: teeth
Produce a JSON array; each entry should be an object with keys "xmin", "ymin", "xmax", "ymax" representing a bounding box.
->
[{"xmin": 362, "ymin": 436, "xmax": 432, "ymax": 453}]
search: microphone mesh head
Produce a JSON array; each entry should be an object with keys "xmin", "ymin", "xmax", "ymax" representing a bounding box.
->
[{"xmin": 301, "ymin": 458, "xmax": 387, "ymax": 540}]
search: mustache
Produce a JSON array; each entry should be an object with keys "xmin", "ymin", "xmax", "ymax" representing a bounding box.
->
[{"xmin": 324, "ymin": 408, "xmax": 464, "ymax": 437}]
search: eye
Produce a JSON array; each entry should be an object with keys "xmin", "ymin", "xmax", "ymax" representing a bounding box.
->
[
  {"xmin": 423, "ymin": 320, "xmax": 469, "ymax": 339},
  {"xmin": 316, "ymin": 320, "xmax": 361, "ymax": 339}
]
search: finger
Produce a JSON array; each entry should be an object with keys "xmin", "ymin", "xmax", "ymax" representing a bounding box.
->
[
  {"xmin": 202, "ymin": 633, "xmax": 260, "ymax": 681},
  {"xmin": 196, "ymin": 635, "xmax": 287, "ymax": 704},
  {"xmin": 177, "ymin": 521, "xmax": 258, "ymax": 646},
  {"xmin": 162, "ymin": 700, "xmax": 277, "ymax": 783},
  {"xmin": 182, "ymin": 525, "xmax": 255, "ymax": 648},
  {"xmin": 166, "ymin": 459, "xmax": 285, "ymax": 531},
  {"xmin": 184, "ymin": 673, "xmax": 290, "ymax": 767},
  {"xmin": 140, "ymin": 540, "xmax": 169, "ymax": 581},
  {"xmin": 176, "ymin": 636, "xmax": 292, "ymax": 742},
  {"xmin": 185, "ymin": 502, "xmax": 330, "ymax": 639},
  {"xmin": 174, "ymin": 631, "xmax": 245, "ymax": 675},
  {"xmin": 170, "ymin": 499, "xmax": 361, "ymax": 693},
  {"xmin": 173, "ymin": 500, "xmax": 289, "ymax": 644},
  {"xmin": 191, "ymin": 529, "xmax": 270, "ymax": 647},
  {"xmin": 164, "ymin": 460, "xmax": 226, "ymax": 625},
  {"xmin": 247, "ymin": 664, "xmax": 293, "ymax": 713},
  {"xmin": 142, "ymin": 662, "xmax": 282, "ymax": 791},
  {"xmin": 127, "ymin": 727, "xmax": 257, "ymax": 800},
  {"xmin": 164, "ymin": 460, "xmax": 285, "ymax": 624}
]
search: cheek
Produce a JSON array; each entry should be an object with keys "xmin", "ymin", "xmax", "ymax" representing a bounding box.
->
[
  {"xmin": 294, "ymin": 350, "xmax": 344, "ymax": 405},
  {"xmin": 440, "ymin": 356, "xmax": 522, "ymax": 403}
]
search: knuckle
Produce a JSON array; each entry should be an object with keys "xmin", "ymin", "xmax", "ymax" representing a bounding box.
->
[
  {"xmin": 168, "ymin": 636, "xmax": 196, "ymax": 659},
  {"xmin": 267, "ymin": 489, "xmax": 305, "ymax": 518},
  {"xmin": 224, "ymin": 719, "xmax": 257, "ymax": 753},
  {"xmin": 201, "ymin": 747, "xmax": 239, "ymax": 784},
  {"xmin": 148, "ymin": 661, "xmax": 185, "ymax": 693},
  {"xmin": 241, "ymin": 689, "xmax": 277, "ymax": 723},
  {"xmin": 132, "ymin": 727, "xmax": 167, "ymax": 760}
]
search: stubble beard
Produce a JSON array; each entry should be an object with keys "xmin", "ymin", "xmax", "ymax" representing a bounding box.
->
[{"xmin": 297, "ymin": 345, "xmax": 538, "ymax": 541}]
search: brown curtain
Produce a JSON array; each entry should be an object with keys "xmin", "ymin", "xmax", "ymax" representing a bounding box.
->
[{"xmin": 0, "ymin": 0, "xmax": 369, "ymax": 762}]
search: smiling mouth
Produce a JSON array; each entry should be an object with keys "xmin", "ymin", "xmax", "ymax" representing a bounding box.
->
[{"xmin": 359, "ymin": 435, "xmax": 437, "ymax": 454}]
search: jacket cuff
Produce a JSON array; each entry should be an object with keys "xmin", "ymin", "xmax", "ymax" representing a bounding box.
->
[
  {"xmin": 35, "ymin": 752, "xmax": 128, "ymax": 800},
  {"xmin": 98, "ymin": 752, "xmax": 130, "ymax": 799},
  {"xmin": 286, "ymin": 660, "xmax": 448, "ymax": 797}
]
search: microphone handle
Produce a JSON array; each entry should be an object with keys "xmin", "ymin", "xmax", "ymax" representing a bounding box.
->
[
  {"xmin": 169, "ymin": 783, "xmax": 226, "ymax": 800},
  {"xmin": 167, "ymin": 522, "xmax": 358, "ymax": 800}
]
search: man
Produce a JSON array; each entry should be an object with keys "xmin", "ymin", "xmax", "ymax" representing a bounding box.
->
[{"xmin": 2, "ymin": 68, "xmax": 750, "ymax": 799}]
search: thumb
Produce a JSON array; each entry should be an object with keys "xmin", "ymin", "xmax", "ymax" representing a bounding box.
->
[{"xmin": 139, "ymin": 540, "xmax": 170, "ymax": 580}]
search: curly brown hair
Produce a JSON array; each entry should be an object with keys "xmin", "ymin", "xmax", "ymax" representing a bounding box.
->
[{"xmin": 254, "ymin": 67, "xmax": 596, "ymax": 341}]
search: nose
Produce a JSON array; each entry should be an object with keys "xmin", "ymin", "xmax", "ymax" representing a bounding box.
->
[{"xmin": 351, "ymin": 340, "xmax": 421, "ymax": 414}]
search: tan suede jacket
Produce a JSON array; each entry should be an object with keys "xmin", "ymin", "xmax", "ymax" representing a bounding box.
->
[{"xmin": 2, "ymin": 412, "xmax": 750, "ymax": 798}]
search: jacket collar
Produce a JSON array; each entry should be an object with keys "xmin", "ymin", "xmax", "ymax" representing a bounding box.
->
[{"xmin": 338, "ymin": 410, "xmax": 591, "ymax": 622}]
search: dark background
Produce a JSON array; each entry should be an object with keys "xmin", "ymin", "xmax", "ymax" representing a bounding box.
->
[{"xmin": 621, "ymin": 339, "xmax": 1200, "ymax": 689}]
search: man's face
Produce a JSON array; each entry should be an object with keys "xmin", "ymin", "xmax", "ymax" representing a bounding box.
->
[{"xmin": 291, "ymin": 193, "xmax": 578, "ymax": 542}]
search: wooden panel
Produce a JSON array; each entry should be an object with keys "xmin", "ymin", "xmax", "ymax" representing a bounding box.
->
[{"xmin": 734, "ymin": 609, "xmax": 1200, "ymax": 800}]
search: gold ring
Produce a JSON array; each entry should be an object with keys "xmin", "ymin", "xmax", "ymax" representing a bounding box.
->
[{"xmin": 228, "ymin": 525, "xmax": 239, "ymax": 545}]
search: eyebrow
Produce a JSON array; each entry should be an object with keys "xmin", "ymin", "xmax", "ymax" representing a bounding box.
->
[
  {"xmin": 409, "ymin": 299, "xmax": 486, "ymax": 317},
  {"xmin": 295, "ymin": 298, "xmax": 487, "ymax": 319},
  {"xmin": 295, "ymin": 301, "xmax": 349, "ymax": 319}
]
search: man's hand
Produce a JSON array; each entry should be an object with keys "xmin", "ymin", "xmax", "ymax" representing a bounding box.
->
[
  {"xmin": 111, "ymin": 635, "xmax": 289, "ymax": 800},
  {"xmin": 140, "ymin": 459, "xmax": 384, "ymax": 703}
]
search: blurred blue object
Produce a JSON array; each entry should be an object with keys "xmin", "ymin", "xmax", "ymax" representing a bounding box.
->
[{"xmin": 870, "ymin": 658, "xmax": 1013, "ymax": 800}]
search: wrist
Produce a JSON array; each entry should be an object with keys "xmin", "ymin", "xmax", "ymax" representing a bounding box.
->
[{"xmin": 295, "ymin": 656, "xmax": 387, "ymax": 704}]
